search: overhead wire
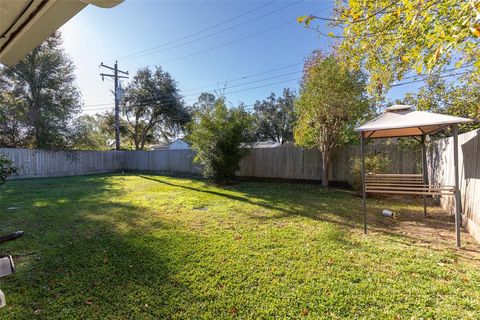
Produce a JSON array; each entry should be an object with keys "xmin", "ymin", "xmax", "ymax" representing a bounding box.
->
[
  {"xmin": 116, "ymin": 1, "xmax": 304, "ymax": 61},
  {"xmin": 83, "ymin": 66, "xmax": 471, "ymax": 111},
  {"xmin": 106, "ymin": 0, "xmax": 279, "ymax": 62}
]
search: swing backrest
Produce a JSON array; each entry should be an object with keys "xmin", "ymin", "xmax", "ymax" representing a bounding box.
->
[{"xmin": 365, "ymin": 174, "xmax": 455, "ymax": 195}]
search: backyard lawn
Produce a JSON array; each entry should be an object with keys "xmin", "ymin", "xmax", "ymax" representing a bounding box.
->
[{"xmin": 0, "ymin": 174, "xmax": 479, "ymax": 319}]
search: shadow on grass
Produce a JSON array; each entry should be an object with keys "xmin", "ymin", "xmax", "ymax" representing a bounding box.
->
[
  {"xmin": 136, "ymin": 174, "xmax": 478, "ymax": 255},
  {"xmin": 0, "ymin": 174, "xmax": 204, "ymax": 319}
]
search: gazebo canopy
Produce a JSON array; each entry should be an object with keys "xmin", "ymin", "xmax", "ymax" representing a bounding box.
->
[{"xmin": 356, "ymin": 105, "xmax": 473, "ymax": 139}]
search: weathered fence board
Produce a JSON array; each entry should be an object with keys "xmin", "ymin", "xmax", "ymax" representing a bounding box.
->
[
  {"xmin": 123, "ymin": 149, "xmax": 201, "ymax": 175},
  {"xmin": 237, "ymin": 143, "xmax": 421, "ymax": 181},
  {"xmin": 0, "ymin": 148, "xmax": 124, "ymax": 178},
  {"xmin": 427, "ymin": 129, "xmax": 480, "ymax": 242}
]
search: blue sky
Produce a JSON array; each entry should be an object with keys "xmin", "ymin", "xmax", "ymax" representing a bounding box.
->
[{"xmin": 59, "ymin": 0, "xmax": 419, "ymax": 115}]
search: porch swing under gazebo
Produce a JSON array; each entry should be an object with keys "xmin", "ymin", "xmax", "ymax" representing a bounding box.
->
[{"xmin": 356, "ymin": 105, "xmax": 473, "ymax": 247}]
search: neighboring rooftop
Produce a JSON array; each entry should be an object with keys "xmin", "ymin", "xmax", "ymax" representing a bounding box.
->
[{"xmin": 150, "ymin": 138, "xmax": 190, "ymax": 150}]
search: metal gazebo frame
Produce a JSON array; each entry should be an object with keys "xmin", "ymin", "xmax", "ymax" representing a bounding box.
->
[{"xmin": 357, "ymin": 105, "xmax": 474, "ymax": 247}]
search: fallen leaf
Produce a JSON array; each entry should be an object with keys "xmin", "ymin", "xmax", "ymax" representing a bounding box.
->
[{"xmin": 229, "ymin": 306, "xmax": 238, "ymax": 316}]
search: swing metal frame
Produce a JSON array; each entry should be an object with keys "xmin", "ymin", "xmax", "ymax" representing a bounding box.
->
[{"xmin": 357, "ymin": 105, "xmax": 473, "ymax": 247}]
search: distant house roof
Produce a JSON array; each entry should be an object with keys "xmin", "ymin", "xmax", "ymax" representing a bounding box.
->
[
  {"xmin": 150, "ymin": 138, "xmax": 190, "ymax": 150},
  {"xmin": 242, "ymin": 141, "xmax": 282, "ymax": 149}
]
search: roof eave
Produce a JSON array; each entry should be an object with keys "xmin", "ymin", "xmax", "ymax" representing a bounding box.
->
[{"xmin": 0, "ymin": 0, "xmax": 122, "ymax": 66}]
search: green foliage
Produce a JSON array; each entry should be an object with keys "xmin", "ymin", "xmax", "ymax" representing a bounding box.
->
[
  {"xmin": 0, "ymin": 32, "xmax": 81, "ymax": 149},
  {"xmin": 1, "ymin": 174, "xmax": 479, "ymax": 318},
  {"xmin": 295, "ymin": 51, "xmax": 369, "ymax": 186},
  {"xmin": 350, "ymin": 153, "xmax": 390, "ymax": 192},
  {"xmin": 399, "ymin": 75, "xmax": 480, "ymax": 133},
  {"xmin": 252, "ymin": 88, "xmax": 296, "ymax": 144},
  {"xmin": 0, "ymin": 154, "xmax": 16, "ymax": 184},
  {"xmin": 69, "ymin": 115, "xmax": 113, "ymax": 150},
  {"xmin": 308, "ymin": 0, "xmax": 480, "ymax": 94},
  {"xmin": 187, "ymin": 96, "xmax": 252, "ymax": 183},
  {"xmin": 122, "ymin": 67, "xmax": 189, "ymax": 150}
]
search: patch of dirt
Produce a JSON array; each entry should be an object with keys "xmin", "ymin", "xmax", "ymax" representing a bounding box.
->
[{"xmin": 369, "ymin": 205, "xmax": 480, "ymax": 263}]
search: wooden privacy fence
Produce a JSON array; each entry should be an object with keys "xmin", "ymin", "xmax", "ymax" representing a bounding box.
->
[
  {"xmin": 124, "ymin": 149, "xmax": 200, "ymax": 175},
  {"xmin": 0, "ymin": 148, "xmax": 201, "ymax": 178},
  {"xmin": 0, "ymin": 148, "xmax": 125, "ymax": 178},
  {"xmin": 1, "ymin": 143, "xmax": 421, "ymax": 181},
  {"xmin": 237, "ymin": 143, "xmax": 421, "ymax": 181},
  {"xmin": 427, "ymin": 128, "xmax": 480, "ymax": 242}
]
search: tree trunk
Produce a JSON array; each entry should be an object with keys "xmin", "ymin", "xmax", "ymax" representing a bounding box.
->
[{"xmin": 321, "ymin": 151, "xmax": 329, "ymax": 187}]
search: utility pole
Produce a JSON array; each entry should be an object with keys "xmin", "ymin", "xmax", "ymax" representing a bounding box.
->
[{"xmin": 100, "ymin": 61, "xmax": 129, "ymax": 150}]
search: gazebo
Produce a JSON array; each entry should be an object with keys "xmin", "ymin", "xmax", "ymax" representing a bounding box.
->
[{"xmin": 356, "ymin": 105, "xmax": 473, "ymax": 247}]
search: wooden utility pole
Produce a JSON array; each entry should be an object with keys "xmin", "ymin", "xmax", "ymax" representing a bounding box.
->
[{"xmin": 100, "ymin": 61, "xmax": 129, "ymax": 150}]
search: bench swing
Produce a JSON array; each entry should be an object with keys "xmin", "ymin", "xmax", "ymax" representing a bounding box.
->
[{"xmin": 356, "ymin": 105, "xmax": 473, "ymax": 247}]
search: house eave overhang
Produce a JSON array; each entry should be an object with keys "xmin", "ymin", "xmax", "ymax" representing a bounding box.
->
[{"xmin": 0, "ymin": 0, "xmax": 122, "ymax": 66}]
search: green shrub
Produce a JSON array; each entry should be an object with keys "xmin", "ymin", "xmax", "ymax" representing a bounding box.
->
[
  {"xmin": 0, "ymin": 154, "xmax": 16, "ymax": 184},
  {"xmin": 350, "ymin": 153, "xmax": 390, "ymax": 192},
  {"xmin": 187, "ymin": 97, "xmax": 253, "ymax": 184}
]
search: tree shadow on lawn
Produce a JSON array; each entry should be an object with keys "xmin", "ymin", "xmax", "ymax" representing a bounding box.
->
[
  {"xmin": 0, "ymin": 175, "xmax": 208, "ymax": 319},
  {"xmin": 137, "ymin": 175, "xmax": 480, "ymax": 260}
]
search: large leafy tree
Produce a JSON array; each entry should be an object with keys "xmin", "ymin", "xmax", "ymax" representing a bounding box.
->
[
  {"xmin": 122, "ymin": 67, "xmax": 189, "ymax": 150},
  {"xmin": 187, "ymin": 95, "xmax": 253, "ymax": 183},
  {"xmin": 0, "ymin": 92, "xmax": 29, "ymax": 148},
  {"xmin": 252, "ymin": 88, "xmax": 296, "ymax": 144},
  {"xmin": 401, "ymin": 75, "xmax": 480, "ymax": 132},
  {"xmin": 0, "ymin": 32, "xmax": 81, "ymax": 149},
  {"xmin": 300, "ymin": 0, "xmax": 480, "ymax": 94},
  {"xmin": 294, "ymin": 51, "xmax": 369, "ymax": 187},
  {"xmin": 70, "ymin": 114, "xmax": 114, "ymax": 150}
]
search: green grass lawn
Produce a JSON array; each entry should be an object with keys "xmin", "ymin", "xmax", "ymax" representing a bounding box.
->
[{"xmin": 0, "ymin": 174, "xmax": 479, "ymax": 319}]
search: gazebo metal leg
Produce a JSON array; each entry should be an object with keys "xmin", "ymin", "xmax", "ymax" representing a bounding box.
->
[
  {"xmin": 421, "ymin": 135, "xmax": 428, "ymax": 217},
  {"xmin": 453, "ymin": 125, "xmax": 461, "ymax": 247},
  {"xmin": 360, "ymin": 133, "xmax": 367, "ymax": 234}
]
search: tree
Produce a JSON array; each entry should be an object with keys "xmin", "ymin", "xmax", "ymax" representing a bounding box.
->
[
  {"xmin": 0, "ymin": 32, "xmax": 81, "ymax": 149},
  {"xmin": 294, "ymin": 51, "xmax": 369, "ymax": 187},
  {"xmin": 192, "ymin": 92, "xmax": 217, "ymax": 112},
  {"xmin": 187, "ymin": 95, "xmax": 253, "ymax": 183},
  {"xmin": 122, "ymin": 67, "xmax": 189, "ymax": 150},
  {"xmin": 0, "ymin": 154, "xmax": 16, "ymax": 184},
  {"xmin": 400, "ymin": 75, "xmax": 480, "ymax": 132},
  {"xmin": 300, "ymin": 0, "xmax": 480, "ymax": 94},
  {"xmin": 252, "ymin": 88, "xmax": 296, "ymax": 144},
  {"xmin": 69, "ymin": 115, "xmax": 112, "ymax": 150},
  {"xmin": 0, "ymin": 92, "xmax": 29, "ymax": 148}
]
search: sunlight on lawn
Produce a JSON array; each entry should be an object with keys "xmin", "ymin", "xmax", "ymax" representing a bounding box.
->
[{"xmin": 0, "ymin": 174, "xmax": 479, "ymax": 319}]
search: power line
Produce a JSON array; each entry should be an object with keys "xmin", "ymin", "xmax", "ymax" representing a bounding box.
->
[
  {"xmin": 157, "ymin": 20, "xmax": 296, "ymax": 65},
  {"xmin": 82, "ymin": 76, "xmax": 300, "ymax": 112},
  {"xmin": 117, "ymin": 1, "xmax": 304, "ymax": 61},
  {"xmin": 83, "ymin": 69, "xmax": 301, "ymax": 110},
  {"xmin": 83, "ymin": 66, "xmax": 470, "ymax": 111},
  {"xmin": 182, "ymin": 62, "xmax": 303, "ymax": 93},
  {"xmin": 153, "ymin": 7, "xmax": 330, "ymax": 66},
  {"xmin": 83, "ymin": 61, "xmax": 303, "ymax": 108},
  {"xmin": 108, "ymin": 0, "xmax": 278, "ymax": 62},
  {"xmin": 391, "ymin": 71, "xmax": 470, "ymax": 87}
]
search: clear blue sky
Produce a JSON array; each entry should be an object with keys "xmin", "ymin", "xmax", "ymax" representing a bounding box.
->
[{"xmin": 59, "ymin": 0, "xmax": 418, "ymax": 115}]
